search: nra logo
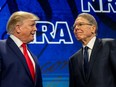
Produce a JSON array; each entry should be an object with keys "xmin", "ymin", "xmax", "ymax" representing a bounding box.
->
[
  {"xmin": 31, "ymin": 21, "xmax": 73, "ymax": 44},
  {"xmin": 81, "ymin": 0, "xmax": 116, "ymax": 13}
]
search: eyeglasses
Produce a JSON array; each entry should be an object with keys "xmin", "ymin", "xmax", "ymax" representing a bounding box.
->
[{"xmin": 72, "ymin": 23, "xmax": 92, "ymax": 30}]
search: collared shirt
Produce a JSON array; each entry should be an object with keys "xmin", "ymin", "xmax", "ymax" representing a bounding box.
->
[
  {"xmin": 83, "ymin": 36, "xmax": 96, "ymax": 61},
  {"xmin": 10, "ymin": 35, "xmax": 35, "ymax": 70}
]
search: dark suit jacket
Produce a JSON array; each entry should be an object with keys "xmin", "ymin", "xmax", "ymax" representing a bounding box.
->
[
  {"xmin": 69, "ymin": 38, "xmax": 116, "ymax": 87},
  {"xmin": 0, "ymin": 37, "xmax": 43, "ymax": 87}
]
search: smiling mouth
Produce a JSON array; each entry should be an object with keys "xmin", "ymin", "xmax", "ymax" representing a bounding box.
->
[
  {"xmin": 75, "ymin": 32, "xmax": 82, "ymax": 35},
  {"xmin": 31, "ymin": 32, "xmax": 35, "ymax": 35}
]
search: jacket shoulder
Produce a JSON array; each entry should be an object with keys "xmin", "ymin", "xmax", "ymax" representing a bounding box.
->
[
  {"xmin": 0, "ymin": 40, "xmax": 7, "ymax": 47},
  {"xmin": 101, "ymin": 38, "xmax": 116, "ymax": 48},
  {"xmin": 69, "ymin": 48, "xmax": 82, "ymax": 60}
]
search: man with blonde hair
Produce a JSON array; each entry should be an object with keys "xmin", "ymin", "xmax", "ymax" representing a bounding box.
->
[{"xmin": 0, "ymin": 11, "xmax": 43, "ymax": 87}]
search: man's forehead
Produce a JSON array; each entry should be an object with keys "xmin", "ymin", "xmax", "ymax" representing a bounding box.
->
[{"xmin": 75, "ymin": 17, "xmax": 88, "ymax": 22}]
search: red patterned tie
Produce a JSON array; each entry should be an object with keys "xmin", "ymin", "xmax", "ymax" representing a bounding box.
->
[{"xmin": 22, "ymin": 43, "xmax": 35, "ymax": 81}]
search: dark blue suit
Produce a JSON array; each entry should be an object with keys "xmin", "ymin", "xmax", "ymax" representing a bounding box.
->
[
  {"xmin": 0, "ymin": 37, "xmax": 43, "ymax": 87},
  {"xmin": 69, "ymin": 38, "xmax": 116, "ymax": 87}
]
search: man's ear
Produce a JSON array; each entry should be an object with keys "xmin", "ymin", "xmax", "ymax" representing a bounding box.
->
[
  {"xmin": 15, "ymin": 24, "xmax": 21, "ymax": 34},
  {"xmin": 91, "ymin": 25, "xmax": 96, "ymax": 34}
]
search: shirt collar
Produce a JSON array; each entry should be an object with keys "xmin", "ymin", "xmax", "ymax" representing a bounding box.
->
[
  {"xmin": 83, "ymin": 36, "xmax": 96, "ymax": 50},
  {"xmin": 10, "ymin": 35, "xmax": 23, "ymax": 47}
]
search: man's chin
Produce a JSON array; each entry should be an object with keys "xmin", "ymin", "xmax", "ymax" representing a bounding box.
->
[
  {"xmin": 76, "ymin": 37, "xmax": 82, "ymax": 41},
  {"xmin": 31, "ymin": 38, "xmax": 34, "ymax": 42},
  {"xmin": 28, "ymin": 38, "xmax": 34, "ymax": 43}
]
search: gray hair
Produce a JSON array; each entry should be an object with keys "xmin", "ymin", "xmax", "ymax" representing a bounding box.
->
[{"xmin": 77, "ymin": 13, "xmax": 98, "ymax": 33}]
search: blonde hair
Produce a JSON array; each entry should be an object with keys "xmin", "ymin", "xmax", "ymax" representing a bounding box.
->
[{"xmin": 6, "ymin": 11, "xmax": 39, "ymax": 34}]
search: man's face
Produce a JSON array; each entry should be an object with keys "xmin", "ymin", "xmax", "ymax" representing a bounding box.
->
[
  {"xmin": 73, "ymin": 17, "xmax": 95, "ymax": 43},
  {"xmin": 17, "ymin": 19, "xmax": 37, "ymax": 43}
]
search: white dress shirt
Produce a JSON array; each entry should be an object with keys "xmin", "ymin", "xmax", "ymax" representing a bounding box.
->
[{"xmin": 83, "ymin": 36, "xmax": 96, "ymax": 61}]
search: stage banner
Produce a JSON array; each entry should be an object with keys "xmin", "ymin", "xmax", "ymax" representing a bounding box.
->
[{"xmin": 0, "ymin": 0, "xmax": 116, "ymax": 87}]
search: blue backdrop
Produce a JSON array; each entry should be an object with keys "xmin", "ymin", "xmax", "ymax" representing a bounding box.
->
[{"xmin": 0, "ymin": 0, "xmax": 116, "ymax": 87}]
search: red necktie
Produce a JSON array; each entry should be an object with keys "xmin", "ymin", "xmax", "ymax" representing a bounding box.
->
[{"xmin": 22, "ymin": 43, "xmax": 35, "ymax": 81}]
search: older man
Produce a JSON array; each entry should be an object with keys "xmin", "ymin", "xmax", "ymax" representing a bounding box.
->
[{"xmin": 69, "ymin": 13, "xmax": 116, "ymax": 87}]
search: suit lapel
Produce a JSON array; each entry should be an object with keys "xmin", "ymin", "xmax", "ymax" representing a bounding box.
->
[
  {"xmin": 77, "ymin": 49, "xmax": 87, "ymax": 81},
  {"xmin": 6, "ymin": 37, "xmax": 34, "ymax": 82},
  {"xmin": 77, "ymin": 49, "xmax": 84, "ymax": 70},
  {"xmin": 87, "ymin": 39, "xmax": 102, "ymax": 80},
  {"xmin": 29, "ymin": 49, "xmax": 42, "ymax": 85}
]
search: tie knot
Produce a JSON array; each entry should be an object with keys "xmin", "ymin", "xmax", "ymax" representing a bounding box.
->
[
  {"xmin": 21, "ymin": 43, "xmax": 27, "ymax": 49},
  {"xmin": 84, "ymin": 46, "xmax": 88, "ymax": 50},
  {"xmin": 21, "ymin": 43, "xmax": 26, "ymax": 48}
]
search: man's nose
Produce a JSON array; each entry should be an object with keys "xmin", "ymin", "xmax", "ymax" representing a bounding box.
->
[
  {"xmin": 34, "ymin": 26, "xmax": 37, "ymax": 31},
  {"xmin": 74, "ymin": 25, "xmax": 79, "ymax": 31}
]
